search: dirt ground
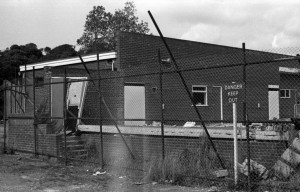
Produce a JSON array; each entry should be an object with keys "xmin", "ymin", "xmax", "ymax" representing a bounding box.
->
[{"xmin": 0, "ymin": 153, "xmax": 232, "ymax": 192}]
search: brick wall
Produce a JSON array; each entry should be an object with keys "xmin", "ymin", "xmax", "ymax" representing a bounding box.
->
[
  {"xmin": 7, "ymin": 113, "xmax": 62, "ymax": 156},
  {"xmin": 115, "ymin": 32, "xmax": 300, "ymax": 122},
  {"xmin": 6, "ymin": 112, "xmax": 287, "ymax": 170},
  {"xmin": 82, "ymin": 133, "xmax": 287, "ymax": 170}
]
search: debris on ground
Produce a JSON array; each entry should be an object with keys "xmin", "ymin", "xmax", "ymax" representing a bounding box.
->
[
  {"xmin": 92, "ymin": 171, "xmax": 106, "ymax": 176},
  {"xmin": 238, "ymin": 158, "xmax": 269, "ymax": 180}
]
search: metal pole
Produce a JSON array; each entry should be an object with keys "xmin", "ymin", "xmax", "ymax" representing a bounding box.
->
[
  {"xmin": 3, "ymin": 80, "xmax": 7, "ymax": 153},
  {"xmin": 158, "ymin": 49, "xmax": 165, "ymax": 160},
  {"xmin": 63, "ymin": 68, "xmax": 68, "ymax": 165},
  {"xmin": 33, "ymin": 67, "xmax": 37, "ymax": 156},
  {"xmin": 148, "ymin": 11, "xmax": 225, "ymax": 169},
  {"xmin": 233, "ymin": 103, "xmax": 238, "ymax": 186},
  {"xmin": 243, "ymin": 43, "xmax": 251, "ymax": 191},
  {"xmin": 97, "ymin": 53, "xmax": 104, "ymax": 168}
]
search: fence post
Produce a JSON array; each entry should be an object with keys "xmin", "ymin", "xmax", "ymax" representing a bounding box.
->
[
  {"xmin": 33, "ymin": 66, "xmax": 37, "ymax": 157},
  {"xmin": 24, "ymin": 64, "xmax": 27, "ymax": 112},
  {"xmin": 158, "ymin": 49, "xmax": 165, "ymax": 160},
  {"xmin": 3, "ymin": 80, "xmax": 7, "ymax": 153},
  {"xmin": 97, "ymin": 53, "xmax": 104, "ymax": 169},
  {"xmin": 243, "ymin": 43, "xmax": 251, "ymax": 191},
  {"xmin": 63, "ymin": 68, "xmax": 68, "ymax": 166}
]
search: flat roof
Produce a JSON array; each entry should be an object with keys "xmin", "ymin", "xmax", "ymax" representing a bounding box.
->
[{"xmin": 19, "ymin": 52, "xmax": 117, "ymax": 72}]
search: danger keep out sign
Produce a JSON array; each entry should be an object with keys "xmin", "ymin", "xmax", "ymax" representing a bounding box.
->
[{"xmin": 224, "ymin": 83, "xmax": 244, "ymax": 103}]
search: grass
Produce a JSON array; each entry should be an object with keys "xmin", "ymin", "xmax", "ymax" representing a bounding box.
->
[{"xmin": 146, "ymin": 136, "xmax": 222, "ymax": 186}]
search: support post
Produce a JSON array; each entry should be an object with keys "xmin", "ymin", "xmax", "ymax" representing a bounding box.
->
[
  {"xmin": 97, "ymin": 53, "xmax": 105, "ymax": 169},
  {"xmin": 158, "ymin": 49, "xmax": 165, "ymax": 160},
  {"xmin": 233, "ymin": 103, "xmax": 238, "ymax": 186}
]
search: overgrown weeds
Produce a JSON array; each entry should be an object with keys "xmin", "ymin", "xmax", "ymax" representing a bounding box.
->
[{"xmin": 146, "ymin": 136, "xmax": 222, "ymax": 186}]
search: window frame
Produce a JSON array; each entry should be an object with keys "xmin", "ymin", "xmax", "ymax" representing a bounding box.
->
[
  {"xmin": 280, "ymin": 89, "xmax": 291, "ymax": 98},
  {"xmin": 192, "ymin": 85, "xmax": 208, "ymax": 106}
]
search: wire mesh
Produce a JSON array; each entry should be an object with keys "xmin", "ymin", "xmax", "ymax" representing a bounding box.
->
[{"xmin": 3, "ymin": 46, "xmax": 300, "ymax": 191}]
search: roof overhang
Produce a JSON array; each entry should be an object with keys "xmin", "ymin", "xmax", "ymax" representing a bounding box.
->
[{"xmin": 19, "ymin": 52, "xmax": 117, "ymax": 72}]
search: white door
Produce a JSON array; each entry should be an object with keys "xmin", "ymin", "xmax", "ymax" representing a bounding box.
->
[
  {"xmin": 67, "ymin": 77, "xmax": 87, "ymax": 107},
  {"xmin": 268, "ymin": 85, "xmax": 279, "ymax": 120},
  {"xmin": 124, "ymin": 84, "xmax": 145, "ymax": 126}
]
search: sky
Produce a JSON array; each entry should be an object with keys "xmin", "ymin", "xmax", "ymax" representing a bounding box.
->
[{"xmin": 0, "ymin": 0, "xmax": 300, "ymax": 51}]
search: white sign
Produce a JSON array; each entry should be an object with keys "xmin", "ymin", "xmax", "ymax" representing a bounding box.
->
[{"xmin": 224, "ymin": 83, "xmax": 244, "ymax": 103}]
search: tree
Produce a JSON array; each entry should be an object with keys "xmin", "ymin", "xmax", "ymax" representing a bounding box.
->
[
  {"xmin": 43, "ymin": 47, "xmax": 51, "ymax": 55},
  {"xmin": 41, "ymin": 44, "xmax": 77, "ymax": 61},
  {"xmin": 77, "ymin": 1, "xmax": 150, "ymax": 54},
  {"xmin": 0, "ymin": 43, "xmax": 43, "ymax": 84}
]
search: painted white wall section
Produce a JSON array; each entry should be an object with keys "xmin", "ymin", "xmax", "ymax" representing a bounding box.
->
[
  {"xmin": 268, "ymin": 85, "xmax": 279, "ymax": 120},
  {"xmin": 124, "ymin": 85, "xmax": 145, "ymax": 126}
]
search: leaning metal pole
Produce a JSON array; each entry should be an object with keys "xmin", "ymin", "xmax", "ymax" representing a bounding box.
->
[
  {"xmin": 78, "ymin": 55, "xmax": 135, "ymax": 160},
  {"xmin": 148, "ymin": 11, "xmax": 225, "ymax": 169},
  {"xmin": 63, "ymin": 68, "xmax": 68, "ymax": 165}
]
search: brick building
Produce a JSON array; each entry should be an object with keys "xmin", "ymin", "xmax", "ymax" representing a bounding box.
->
[
  {"xmin": 5, "ymin": 32, "xmax": 300, "ymax": 169},
  {"xmin": 17, "ymin": 32, "xmax": 300, "ymax": 128}
]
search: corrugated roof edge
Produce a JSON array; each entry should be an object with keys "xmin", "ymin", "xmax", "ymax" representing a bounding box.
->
[{"xmin": 19, "ymin": 51, "xmax": 117, "ymax": 71}]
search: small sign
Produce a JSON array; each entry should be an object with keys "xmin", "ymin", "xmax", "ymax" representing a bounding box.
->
[{"xmin": 224, "ymin": 83, "xmax": 244, "ymax": 103}]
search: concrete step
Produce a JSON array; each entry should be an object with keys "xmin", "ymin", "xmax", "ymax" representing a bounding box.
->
[
  {"xmin": 65, "ymin": 140, "xmax": 85, "ymax": 145},
  {"xmin": 63, "ymin": 135, "xmax": 88, "ymax": 160},
  {"xmin": 66, "ymin": 145, "xmax": 85, "ymax": 150},
  {"xmin": 67, "ymin": 149, "xmax": 88, "ymax": 158}
]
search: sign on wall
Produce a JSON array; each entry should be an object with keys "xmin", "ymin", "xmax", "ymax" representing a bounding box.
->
[{"xmin": 224, "ymin": 83, "xmax": 245, "ymax": 103}]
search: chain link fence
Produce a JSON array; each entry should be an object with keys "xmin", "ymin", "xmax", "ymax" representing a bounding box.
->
[{"xmin": 2, "ymin": 46, "xmax": 300, "ymax": 191}]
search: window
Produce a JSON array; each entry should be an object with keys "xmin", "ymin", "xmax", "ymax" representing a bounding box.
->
[
  {"xmin": 192, "ymin": 85, "xmax": 207, "ymax": 106},
  {"xmin": 35, "ymin": 77, "xmax": 44, "ymax": 87},
  {"xmin": 280, "ymin": 89, "xmax": 291, "ymax": 98}
]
